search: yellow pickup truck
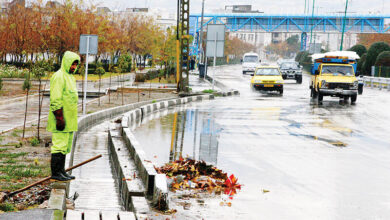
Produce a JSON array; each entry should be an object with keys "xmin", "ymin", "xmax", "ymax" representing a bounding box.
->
[
  {"xmin": 250, "ymin": 66, "xmax": 284, "ymax": 95},
  {"xmin": 310, "ymin": 53, "xmax": 359, "ymax": 103}
]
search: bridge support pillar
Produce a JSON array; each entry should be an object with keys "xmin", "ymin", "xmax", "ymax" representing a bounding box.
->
[{"xmin": 301, "ymin": 32, "xmax": 307, "ymax": 51}]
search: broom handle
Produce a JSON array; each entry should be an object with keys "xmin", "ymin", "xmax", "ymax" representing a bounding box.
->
[{"xmin": 8, "ymin": 154, "xmax": 102, "ymax": 197}]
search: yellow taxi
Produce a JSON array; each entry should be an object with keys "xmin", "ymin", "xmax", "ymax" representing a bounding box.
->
[{"xmin": 250, "ymin": 66, "xmax": 284, "ymax": 94}]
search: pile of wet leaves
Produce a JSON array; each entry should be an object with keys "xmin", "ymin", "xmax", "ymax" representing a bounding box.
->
[
  {"xmin": 0, "ymin": 184, "xmax": 51, "ymax": 212},
  {"xmin": 155, "ymin": 158, "xmax": 241, "ymax": 196}
]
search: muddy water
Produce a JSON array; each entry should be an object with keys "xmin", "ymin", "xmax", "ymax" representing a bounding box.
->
[{"xmin": 132, "ymin": 65, "xmax": 390, "ymax": 219}]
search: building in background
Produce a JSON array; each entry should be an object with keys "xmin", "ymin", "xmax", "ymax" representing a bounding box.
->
[
  {"xmin": 45, "ymin": 1, "xmax": 62, "ymax": 9},
  {"xmin": 97, "ymin": 6, "xmax": 111, "ymax": 15},
  {"xmin": 0, "ymin": 0, "xmax": 8, "ymax": 12},
  {"xmin": 225, "ymin": 5, "xmax": 262, "ymax": 13},
  {"xmin": 8, "ymin": 0, "xmax": 24, "ymax": 9},
  {"xmin": 211, "ymin": 5, "xmax": 359, "ymax": 55},
  {"xmin": 97, "ymin": 6, "xmax": 176, "ymax": 32}
]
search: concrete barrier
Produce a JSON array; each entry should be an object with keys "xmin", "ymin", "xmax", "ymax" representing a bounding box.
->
[
  {"xmin": 117, "ymin": 93, "xmax": 220, "ymax": 211},
  {"xmin": 108, "ymin": 130, "xmax": 145, "ymax": 212},
  {"xmin": 363, "ymin": 76, "xmax": 390, "ymax": 91},
  {"xmin": 205, "ymin": 74, "xmax": 240, "ymax": 96},
  {"xmin": 53, "ymin": 88, "xmax": 234, "ymax": 214},
  {"xmin": 47, "ymin": 189, "xmax": 66, "ymax": 211}
]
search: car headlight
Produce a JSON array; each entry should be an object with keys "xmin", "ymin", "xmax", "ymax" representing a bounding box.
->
[
  {"xmin": 276, "ymin": 80, "xmax": 284, "ymax": 84},
  {"xmin": 321, "ymin": 80, "xmax": 328, "ymax": 88},
  {"xmin": 254, "ymin": 80, "xmax": 262, "ymax": 83},
  {"xmin": 352, "ymin": 81, "xmax": 358, "ymax": 89}
]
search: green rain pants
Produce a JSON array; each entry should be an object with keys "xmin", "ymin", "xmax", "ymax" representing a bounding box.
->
[{"xmin": 51, "ymin": 132, "xmax": 74, "ymax": 155}]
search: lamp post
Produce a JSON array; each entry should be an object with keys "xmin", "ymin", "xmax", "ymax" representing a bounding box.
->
[
  {"xmin": 309, "ymin": 0, "xmax": 315, "ymax": 50},
  {"xmin": 176, "ymin": 0, "xmax": 181, "ymax": 91},
  {"xmin": 304, "ymin": 0, "xmax": 308, "ymax": 14},
  {"xmin": 199, "ymin": 0, "xmax": 205, "ymax": 64},
  {"xmin": 340, "ymin": 0, "xmax": 349, "ymax": 51}
]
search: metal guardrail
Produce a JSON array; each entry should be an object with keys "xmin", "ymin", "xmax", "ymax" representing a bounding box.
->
[{"xmin": 363, "ymin": 76, "xmax": 390, "ymax": 91}]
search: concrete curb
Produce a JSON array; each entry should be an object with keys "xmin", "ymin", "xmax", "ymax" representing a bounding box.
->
[
  {"xmin": 47, "ymin": 189, "xmax": 66, "ymax": 211},
  {"xmin": 107, "ymin": 129, "xmax": 144, "ymax": 220},
  {"xmin": 117, "ymin": 95, "xmax": 218, "ymax": 214},
  {"xmin": 204, "ymin": 74, "xmax": 240, "ymax": 96},
  {"xmin": 47, "ymin": 86, "xmax": 236, "ymax": 216},
  {"xmin": 45, "ymin": 97, "xmax": 176, "ymax": 214}
]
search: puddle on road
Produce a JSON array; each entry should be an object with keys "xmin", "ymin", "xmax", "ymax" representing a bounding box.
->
[
  {"xmin": 131, "ymin": 100, "xmax": 354, "ymax": 218},
  {"xmin": 289, "ymin": 132, "xmax": 348, "ymax": 147},
  {"xmin": 132, "ymin": 108, "xmax": 248, "ymax": 218},
  {"xmin": 134, "ymin": 108, "xmax": 222, "ymax": 166}
]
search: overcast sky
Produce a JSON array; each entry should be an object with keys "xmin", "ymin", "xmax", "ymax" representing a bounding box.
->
[{"xmin": 93, "ymin": 0, "xmax": 389, "ymax": 16}]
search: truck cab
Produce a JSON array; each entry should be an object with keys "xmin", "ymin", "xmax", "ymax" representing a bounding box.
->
[
  {"xmin": 310, "ymin": 52, "xmax": 359, "ymax": 103},
  {"xmin": 242, "ymin": 53, "xmax": 260, "ymax": 75}
]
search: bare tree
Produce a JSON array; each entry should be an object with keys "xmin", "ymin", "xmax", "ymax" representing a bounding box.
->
[{"xmin": 22, "ymin": 70, "xmax": 32, "ymax": 138}]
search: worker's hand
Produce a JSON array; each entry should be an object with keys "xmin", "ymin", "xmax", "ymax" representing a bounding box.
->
[{"xmin": 53, "ymin": 108, "xmax": 65, "ymax": 131}]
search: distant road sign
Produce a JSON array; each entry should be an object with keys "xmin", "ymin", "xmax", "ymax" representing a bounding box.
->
[
  {"xmin": 79, "ymin": 35, "xmax": 98, "ymax": 55},
  {"xmin": 206, "ymin": 24, "xmax": 225, "ymax": 58}
]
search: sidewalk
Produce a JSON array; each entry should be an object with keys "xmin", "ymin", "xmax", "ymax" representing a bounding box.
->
[{"xmin": 0, "ymin": 69, "xmax": 211, "ymax": 134}]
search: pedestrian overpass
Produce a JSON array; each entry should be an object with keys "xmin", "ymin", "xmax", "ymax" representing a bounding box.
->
[{"xmin": 189, "ymin": 13, "xmax": 390, "ymax": 51}]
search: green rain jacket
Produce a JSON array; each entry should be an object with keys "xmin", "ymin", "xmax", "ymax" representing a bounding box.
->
[{"xmin": 47, "ymin": 51, "xmax": 80, "ymax": 132}]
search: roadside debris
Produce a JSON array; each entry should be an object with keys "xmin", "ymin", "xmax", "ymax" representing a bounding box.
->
[
  {"xmin": 0, "ymin": 185, "xmax": 50, "ymax": 212},
  {"xmin": 155, "ymin": 158, "xmax": 241, "ymax": 198}
]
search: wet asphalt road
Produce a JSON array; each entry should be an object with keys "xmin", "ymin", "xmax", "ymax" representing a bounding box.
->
[{"xmin": 132, "ymin": 65, "xmax": 390, "ymax": 219}]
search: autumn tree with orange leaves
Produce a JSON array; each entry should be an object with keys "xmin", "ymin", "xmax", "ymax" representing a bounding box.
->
[
  {"xmin": 0, "ymin": 0, "xmax": 169, "ymax": 70},
  {"xmin": 0, "ymin": 0, "xmax": 255, "ymax": 73},
  {"xmin": 358, "ymin": 34, "xmax": 390, "ymax": 48}
]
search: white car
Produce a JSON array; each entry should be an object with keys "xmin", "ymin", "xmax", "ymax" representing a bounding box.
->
[{"xmin": 242, "ymin": 52, "xmax": 260, "ymax": 74}]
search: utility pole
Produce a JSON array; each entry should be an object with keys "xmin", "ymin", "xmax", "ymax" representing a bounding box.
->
[
  {"xmin": 340, "ymin": 0, "xmax": 349, "ymax": 51},
  {"xmin": 199, "ymin": 0, "xmax": 205, "ymax": 64},
  {"xmin": 176, "ymin": 0, "xmax": 181, "ymax": 92},
  {"xmin": 309, "ymin": 0, "xmax": 315, "ymax": 50},
  {"xmin": 304, "ymin": 0, "xmax": 307, "ymax": 14},
  {"xmin": 180, "ymin": 0, "xmax": 190, "ymax": 92}
]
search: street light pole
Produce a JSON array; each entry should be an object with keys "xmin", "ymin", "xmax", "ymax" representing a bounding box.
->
[
  {"xmin": 309, "ymin": 0, "xmax": 315, "ymax": 50},
  {"xmin": 199, "ymin": 0, "xmax": 205, "ymax": 64},
  {"xmin": 304, "ymin": 0, "xmax": 307, "ymax": 14},
  {"xmin": 176, "ymin": 0, "xmax": 181, "ymax": 92},
  {"xmin": 340, "ymin": 0, "xmax": 349, "ymax": 51}
]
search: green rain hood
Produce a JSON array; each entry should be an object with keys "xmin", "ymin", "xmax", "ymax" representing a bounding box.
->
[{"xmin": 47, "ymin": 51, "xmax": 80, "ymax": 132}]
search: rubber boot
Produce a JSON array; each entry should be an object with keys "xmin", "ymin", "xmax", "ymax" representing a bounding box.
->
[
  {"xmin": 60, "ymin": 154, "xmax": 75, "ymax": 180},
  {"xmin": 50, "ymin": 153, "xmax": 71, "ymax": 181}
]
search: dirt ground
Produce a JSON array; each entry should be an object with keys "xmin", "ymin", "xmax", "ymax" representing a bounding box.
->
[
  {"xmin": 0, "ymin": 81, "xmax": 41, "ymax": 101},
  {"xmin": 0, "ymin": 90, "xmax": 178, "ymax": 212}
]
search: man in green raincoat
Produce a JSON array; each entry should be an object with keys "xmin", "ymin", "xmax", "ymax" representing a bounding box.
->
[{"xmin": 47, "ymin": 51, "xmax": 80, "ymax": 181}]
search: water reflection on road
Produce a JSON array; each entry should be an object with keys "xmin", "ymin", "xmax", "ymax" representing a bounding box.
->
[
  {"xmin": 132, "ymin": 103, "xmax": 221, "ymax": 167},
  {"xmin": 132, "ymin": 65, "xmax": 390, "ymax": 219}
]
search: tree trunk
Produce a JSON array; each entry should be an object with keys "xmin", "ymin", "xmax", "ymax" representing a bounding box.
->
[
  {"xmin": 121, "ymin": 73, "xmax": 124, "ymax": 105},
  {"xmin": 81, "ymin": 72, "xmax": 84, "ymax": 113},
  {"xmin": 98, "ymin": 74, "xmax": 101, "ymax": 106},
  {"xmin": 117, "ymin": 71, "xmax": 120, "ymax": 100},
  {"xmin": 37, "ymin": 79, "xmax": 42, "ymax": 140},
  {"xmin": 22, "ymin": 87, "xmax": 30, "ymax": 138},
  {"xmin": 109, "ymin": 70, "xmax": 111, "ymax": 104}
]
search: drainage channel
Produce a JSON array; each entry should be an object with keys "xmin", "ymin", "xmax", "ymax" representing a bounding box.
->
[{"xmin": 67, "ymin": 120, "xmax": 134, "ymax": 219}]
